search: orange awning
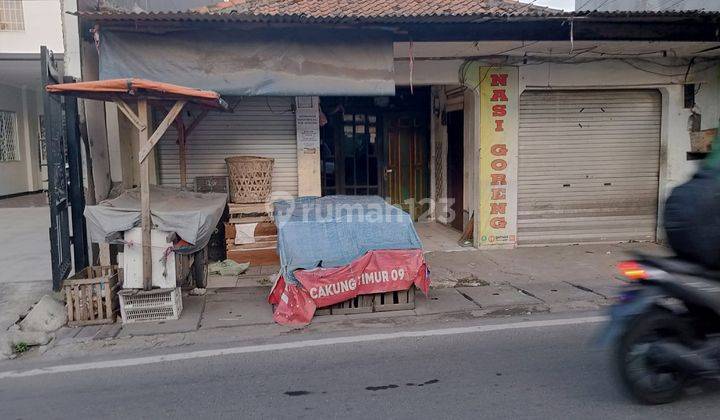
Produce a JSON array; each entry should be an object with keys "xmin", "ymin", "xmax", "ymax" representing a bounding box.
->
[{"xmin": 46, "ymin": 78, "xmax": 228, "ymax": 110}]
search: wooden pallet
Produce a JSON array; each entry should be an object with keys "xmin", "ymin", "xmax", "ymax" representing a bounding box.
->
[
  {"xmin": 315, "ymin": 287, "xmax": 416, "ymax": 316},
  {"xmin": 327, "ymin": 295, "xmax": 374, "ymax": 315},
  {"xmin": 375, "ymin": 287, "xmax": 416, "ymax": 312}
]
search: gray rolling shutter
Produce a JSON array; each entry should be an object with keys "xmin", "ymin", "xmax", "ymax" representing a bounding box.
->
[
  {"xmin": 518, "ymin": 90, "xmax": 661, "ymax": 245},
  {"xmin": 158, "ymin": 97, "xmax": 298, "ymax": 197}
]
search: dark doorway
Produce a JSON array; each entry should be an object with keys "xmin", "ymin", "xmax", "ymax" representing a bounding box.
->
[
  {"xmin": 320, "ymin": 102, "xmax": 382, "ymax": 197},
  {"xmin": 320, "ymin": 87, "xmax": 431, "ymax": 220},
  {"xmin": 446, "ymin": 110, "xmax": 464, "ymax": 231}
]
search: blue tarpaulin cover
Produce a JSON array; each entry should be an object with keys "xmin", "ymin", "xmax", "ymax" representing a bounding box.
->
[{"xmin": 273, "ymin": 196, "xmax": 423, "ymax": 283}]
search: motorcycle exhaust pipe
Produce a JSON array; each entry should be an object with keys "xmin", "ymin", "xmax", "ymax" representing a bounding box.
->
[{"xmin": 648, "ymin": 342, "xmax": 720, "ymax": 376}]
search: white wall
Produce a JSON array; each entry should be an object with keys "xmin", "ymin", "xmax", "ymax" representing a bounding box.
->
[
  {"xmin": 0, "ymin": 83, "xmax": 40, "ymax": 195},
  {"xmin": 0, "ymin": 0, "xmax": 64, "ymax": 54}
]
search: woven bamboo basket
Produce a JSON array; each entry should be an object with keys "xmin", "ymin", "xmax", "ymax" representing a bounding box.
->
[{"xmin": 225, "ymin": 156, "xmax": 274, "ymax": 204}]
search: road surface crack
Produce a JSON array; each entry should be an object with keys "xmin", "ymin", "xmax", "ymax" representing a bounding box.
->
[{"xmin": 563, "ymin": 281, "xmax": 608, "ymax": 299}]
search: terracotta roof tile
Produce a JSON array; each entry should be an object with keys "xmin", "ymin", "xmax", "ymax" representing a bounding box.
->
[{"xmin": 196, "ymin": 0, "xmax": 555, "ymax": 18}]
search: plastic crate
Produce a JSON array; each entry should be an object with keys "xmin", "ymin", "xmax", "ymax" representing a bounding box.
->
[{"xmin": 118, "ymin": 288, "xmax": 183, "ymax": 324}]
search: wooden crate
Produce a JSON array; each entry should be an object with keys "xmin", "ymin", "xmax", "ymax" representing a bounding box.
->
[
  {"xmin": 374, "ymin": 286, "xmax": 416, "ymax": 312},
  {"xmin": 64, "ymin": 266, "xmax": 121, "ymax": 327},
  {"xmin": 225, "ymin": 215, "xmax": 279, "ymax": 266}
]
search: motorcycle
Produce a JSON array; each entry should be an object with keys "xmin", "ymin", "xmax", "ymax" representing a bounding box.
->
[{"xmin": 599, "ymin": 254, "xmax": 720, "ymax": 404}]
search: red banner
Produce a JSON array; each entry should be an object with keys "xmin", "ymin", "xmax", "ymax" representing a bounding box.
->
[{"xmin": 269, "ymin": 249, "xmax": 429, "ymax": 325}]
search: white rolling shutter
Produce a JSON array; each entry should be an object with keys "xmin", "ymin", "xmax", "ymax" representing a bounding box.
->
[
  {"xmin": 158, "ymin": 97, "xmax": 298, "ymax": 196},
  {"xmin": 518, "ymin": 90, "xmax": 661, "ymax": 245}
]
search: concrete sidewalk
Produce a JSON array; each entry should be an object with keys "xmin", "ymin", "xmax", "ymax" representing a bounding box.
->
[
  {"xmin": 27, "ymin": 242, "xmax": 668, "ymax": 363},
  {"xmin": 0, "ymin": 200, "xmax": 53, "ymax": 333}
]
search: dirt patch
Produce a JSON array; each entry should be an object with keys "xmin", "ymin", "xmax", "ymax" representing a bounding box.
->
[{"xmin": 453, "ymin": 275, "xmax": 489, "ymax": 287}]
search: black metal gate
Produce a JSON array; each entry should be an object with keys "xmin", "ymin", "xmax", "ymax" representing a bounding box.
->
[{"xmin": 41, "ymin": 46, "xmax": 88, "ymax": 290}]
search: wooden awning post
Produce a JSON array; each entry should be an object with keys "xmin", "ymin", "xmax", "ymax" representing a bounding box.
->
[
  {"xmin": 138, "ymin": 99, "xmax": 188, "ymax": 289},
  {"xmin": 137, "ymin": 98, "xmax": 152, "ymax": 290},
  {"xmin": 177, "ymin": 122, "xmax": 187, "ymax": 190}
]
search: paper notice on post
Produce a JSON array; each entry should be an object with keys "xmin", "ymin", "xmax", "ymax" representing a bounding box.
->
[{"xmin": 295, "ymin": 96, "xmax": 320, "ymax": 150}]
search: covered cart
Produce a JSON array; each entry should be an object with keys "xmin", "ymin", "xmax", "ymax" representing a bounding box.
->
[
  {"xmin": 46, "ymin": 79, "xmax": 229, "ymax": 291},
  {"xmin": 268, "ymin": 196, "xmax": 430, "ymax": 325}
]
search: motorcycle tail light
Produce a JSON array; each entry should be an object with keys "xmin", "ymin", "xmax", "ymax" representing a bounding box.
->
[{"xmin": 617, "ymin": 261, "xmax": 648, "ymax": 281}]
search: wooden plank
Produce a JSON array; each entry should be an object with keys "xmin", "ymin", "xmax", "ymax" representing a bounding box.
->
[
  {"xmin": 65, "ymin": 286, "xmax": 74, "ymax": 323},
  {"xmin": 330, "ymin": 296, "xmax": 373, "ymax": 315},
  {"xmin": 224, "ymin": 222, "xmax": 235, "ymax": 240},
  {"xmin": 374, "ymin": 287, "xmax": 416, "ymax": 312},
  {"xmin": 227, "ymin": 241, "xmax": 278, "ymax": 251},
  {"xmin": 225, "ymin": 235, "xmax": 277, "ymax": 246},
  {"xmin": 254, "ymin": 222, "xmax": 278, "ymax": 237},
  {"xmin": 225, "ymin": 222, "xmax": 276, "ymax": 240},
  {"xmin": 65, "ymin": 277, "xmax": 111, "ymax": 286},
  {"xmin": 138, "ymin": 98, "xmax": 152, "ymax": 291},
  {"xmin": 227, "ymin": 203, "xmax": 269, "ymax": 214},
  {"xmin": 113, "ymin": 99, "xmax": 145, "ymax": 131},
  {"xmin": 226, "ymin": 247, "xmax": 279, "ymax": 266},
  {"xmin": 459, "ymin": 214, "xmax": 474, "ymax": 244},
  {"xmin": 96, "ymin": 283, "xmax": 104, "ymax": 320},
  {"xmin": 177, "ymin": 121, "xmax": 187, "ymax": 190},
  {"xmin": 139, "ymin": 100, "xmax": 186, "ymax": 163},
  {"xmin": 228, "ymin": 216, "xmax": 272, "ymax": 224},
  {"xmin": 73, "ymin": 285, "xmax": 82, "ymax": 322},
  {"xmin": 86, "ymin": 285, "xmax": 94, "ymax": 320},
  {"xmin": 185, "ymin": 109, "xmax": 209, "ymax": 136}
]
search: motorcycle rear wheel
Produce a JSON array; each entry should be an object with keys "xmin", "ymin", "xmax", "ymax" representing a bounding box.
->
[{"xmin": 615, "ymin": 309, "xmax": 692, "ymax": 404}]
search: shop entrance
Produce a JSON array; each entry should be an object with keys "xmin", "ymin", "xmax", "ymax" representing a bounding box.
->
[{"xmin": 320, "ymin": 88, "xmax": 430, "ymax": 220}]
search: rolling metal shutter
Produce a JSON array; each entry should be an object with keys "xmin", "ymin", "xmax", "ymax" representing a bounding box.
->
[
  {"xmin": 158, "ymin": 97, "xmax": 298, "ymax": 196},
  {"xmin": 518, "ymin": 90, "xmax": 661, "ymax": 245}
]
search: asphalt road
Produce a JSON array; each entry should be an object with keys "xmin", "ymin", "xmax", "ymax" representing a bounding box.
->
[{"xmin": 1, "ymin": 315, "xmax": 718, "ymax": 419}]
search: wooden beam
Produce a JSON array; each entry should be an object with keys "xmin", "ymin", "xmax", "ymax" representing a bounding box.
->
[
  {"xmin": 139, "ymin": 100, "xmax": 186, "ymax": 163},
  {"xmin": 138, "ymin": 98, "xmax": 152, "ymax": 291},
  {"xmin": 185, "ymin": 109, "xmax": 209, "ymax": 137},
  {"xmin": 113, "ymin": 99, "xmax": 146, "ymax": 131},
  {"xmin": 177, "ymin": 122, "xmax": 187, "ymax": 190}
]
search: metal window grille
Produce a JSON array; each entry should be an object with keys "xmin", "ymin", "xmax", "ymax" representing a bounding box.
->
[
  {"xmin": 0, "ymin": 111, "xmax": 19, "ymax": 161},
  {"xmin": 0, "ymin": 0, "xmax": 24, "ymax": 31}
]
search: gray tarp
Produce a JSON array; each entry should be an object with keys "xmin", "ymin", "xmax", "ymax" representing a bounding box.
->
[
  {"xmin": 273, "ymin": 196, "xmax": 423, "ymax": 283},
  {"xmin": 84, "ymin": 186, "xmax": 227, "ymax": 253},
  {"xmin": 99, "ymin": 28, "xmax": 395, "ymax": 96}
]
